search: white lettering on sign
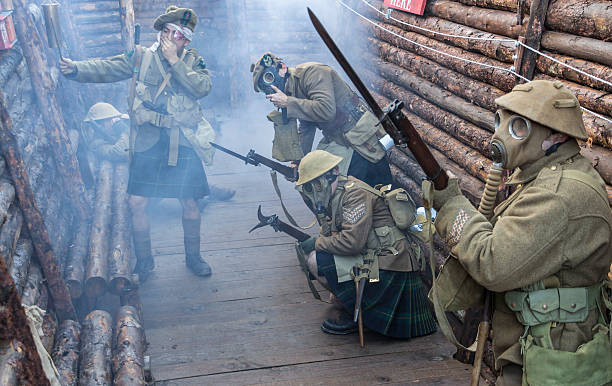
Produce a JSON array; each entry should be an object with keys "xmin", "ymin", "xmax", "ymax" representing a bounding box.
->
[{"xmin": 384, "ymin": 0, "xmax": 426, "ymax": 15}]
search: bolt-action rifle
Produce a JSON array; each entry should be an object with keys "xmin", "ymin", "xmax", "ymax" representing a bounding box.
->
[{"xmin": 210, "ymin": 142, "xmax": 297, "ymax": 180}]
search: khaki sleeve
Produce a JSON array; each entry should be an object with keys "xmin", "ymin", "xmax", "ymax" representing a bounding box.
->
[
  {"xmin": 434, "ymin": 187, "xmax": 569, "ymax": 292},
  {"xmin": 90, "ymin": 133, "xmax": 130, "ymax": 161},
  {"xmin": 315, "ymin": 189, "xmax": 373, "ymax": 256},
  {"xmin": 70, "ymin": 53, "xmax": 134, "ymax": 83},
  {"xmin": 170, "ymin": 54, "xmax": 212, "ymax": 99},
  {"xmin": 285, "ymin": 66, "xmax": 336, "ymax": 122},
  {"xmin": 298, "ymin": 121, "xmax": 317, "ymax": 154}
]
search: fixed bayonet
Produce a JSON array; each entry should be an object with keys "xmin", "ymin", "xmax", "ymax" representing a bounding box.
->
[
  {"xmin": 250, "ymin": 205, "xmax": 311, "ymax": 242},
  {"xmin": 211, "ymin": 143, "xmax": 296, "ymax": 180},
  {"xmin": 307, "ymin": 8, "xmax": 448, "ymax": 190}
]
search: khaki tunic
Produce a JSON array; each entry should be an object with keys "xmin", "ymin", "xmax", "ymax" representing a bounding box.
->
[
  {"xmin": 315, "ymin": 176, "xmax": 420, "ymax": 272},
  {"xmin": 434, "ymin": 141, "xmax": 612, "ymax": 383},
  {"xmin": 284, "ymin": 63, "xmax": 385, "ymax": 164},
  {"xmin": 68, "ymin": 47, "xmax": 211, "ymax": 153}
]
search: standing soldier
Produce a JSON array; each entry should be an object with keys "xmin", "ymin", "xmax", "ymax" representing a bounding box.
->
[
  {"xmin": 60, "ymin": 6, "xmax": 215, "ymax": 279},
  {"xmin": 295, "ymin": 150, "xmax": 436, "ymax": 338},
  {"xmin": 432, "ymin": 80, "xmax": 612, "ymax": 384},
  {"xmin": 251, "ymin": 53, "xmax": 393, "ymax": 187}
]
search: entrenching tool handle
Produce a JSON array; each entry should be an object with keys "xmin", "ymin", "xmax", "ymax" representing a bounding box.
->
[
  {"xmin": 471, "ymin": 293, "xmax": 491, "ymax": 386},
  {"xmin": 353, "ymin": 267, "xmax": 366, "ymax": 348}
]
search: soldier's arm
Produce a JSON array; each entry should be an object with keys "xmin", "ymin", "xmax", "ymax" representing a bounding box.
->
[
  {"xmin": 90, "ymin": 133, "xmax": 129, "ymax": 161},
  {"xmin": 315, "ymin": 189, "xmax": 373, "ymax": 256},
  {"xmin": 170, "ymin": 52, "xmax": 212, "ymax": 99},
  {"xmin": 298, "ymin": 121, "xmax": 317, "ymax": 154},
  {"xmin": 434, "ymin": 184, "xmax": 583, "ymax": 292},
  {"xmin": 68, "ymin": 52, "xmax": 134, "ymax": 83},
  {"xmin": 285, "ymin": 67, "xmax": 336, "ymax": 122}
]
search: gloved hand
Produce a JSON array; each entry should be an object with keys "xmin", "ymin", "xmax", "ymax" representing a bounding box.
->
[
  {"xmin": 432, "ymin": 177, "xmax": 462, "ymax": 211},
  {"xmin": 300, "ymin": 236, "xmax": 317, "ymax": 254}
]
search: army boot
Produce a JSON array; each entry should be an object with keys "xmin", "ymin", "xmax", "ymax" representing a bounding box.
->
[
  {"xmin": 320, "ymin": 295, "xmax": 357, "ymax": 335},
  {"xmin": 132, "ymin": 230, "xmax": 154, "ymax": 283},
  {"xmin": 183, "ymin": 218, "xmax": 212, "ymax": 277}
]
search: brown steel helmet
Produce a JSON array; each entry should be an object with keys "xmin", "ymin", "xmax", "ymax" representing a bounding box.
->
[
  {"xmin": 84, "ymin": 102, "xmax": 123, "ymax": 122},
  {"xmin": 494, "ymin": 80, "xmax": 587, "ymax": 140},
  {"xmin": 296, "ymin": 150, "xmax": 343, "ymax": 186}
]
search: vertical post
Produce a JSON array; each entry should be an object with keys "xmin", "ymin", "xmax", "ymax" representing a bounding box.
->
[
  {"xmin": 0, "ymin": 251, "xmax": 50, "ymax": 385},
  {"xmin": 0, "ymin": 89, "xmax": 76, "ymax": 321},
  {"xmin": 516, "ymin": 0, "xmax": 551, "ymax": 80},
  {"xmin": 226, "ymin": 0, "xmax": 249, "ymax": 110},
  {"xmin": 118, "ymin": 0, "xmax": 135, "ymax": 52},
  {"xmin": 11, "ymin": 0, "xmax": 91, "ymax": 222}
]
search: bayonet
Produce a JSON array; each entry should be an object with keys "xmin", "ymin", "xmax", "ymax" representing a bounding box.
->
[{"xmin": 211, "ymin": 143, "xmax": 296, "ymax": 180}]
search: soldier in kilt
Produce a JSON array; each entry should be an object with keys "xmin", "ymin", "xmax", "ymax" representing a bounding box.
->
[
  {"xmin": 60, "ymin": 6, "xmax": 215, "ymax": 279},
  {"xmin": 296, "ymin": 150, "xmax": 436, "ymax": 338}
]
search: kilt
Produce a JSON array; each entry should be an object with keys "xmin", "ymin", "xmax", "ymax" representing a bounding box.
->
[
  {"xmin": 347, "ymin": 152, "xmax": 393, "ymax": 187},
  {"xmin": 317, "ymin": 251, "xmax": 437, "ymax": 338},
  {"xmin": 127, "ymin": 134, "xmax": 209, "ymax": 199}
]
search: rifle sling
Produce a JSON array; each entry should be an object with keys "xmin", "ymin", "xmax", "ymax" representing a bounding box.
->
[{"xmin": 270, "ymin": 171, "xmax": 317, "ymax": 230}]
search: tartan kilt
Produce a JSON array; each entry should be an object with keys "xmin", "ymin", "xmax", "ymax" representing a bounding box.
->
[
  {"xmin": 127, "ymin": 134, "xmax": 209, "ymax": 199},
  {"xmin": 317, "ymin": 251, "xmax": 437, "ymax": 338}
]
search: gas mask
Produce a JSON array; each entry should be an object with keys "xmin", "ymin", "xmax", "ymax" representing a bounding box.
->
[
  {"xmin": 490, "ymin": 109, "xmax": 552, "ymax": 170},
  {"xmin": 257, "ymin": 54, "xmax": 286, "ymax": 95},
  {"xmin": 296, "ymin": 171, "xmax": 338, "ymax": 217}
]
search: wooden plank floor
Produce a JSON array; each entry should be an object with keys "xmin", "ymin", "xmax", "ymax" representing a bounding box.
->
[{"xmin": 140, "ymin": 147, "xmax": 472, "ymax": 385}]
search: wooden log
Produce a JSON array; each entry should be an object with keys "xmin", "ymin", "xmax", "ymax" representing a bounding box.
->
[
  {"xmin": 366, "ymin": 0, "xmax": 516, "ymax": 62},
  {"xmin": 0, "ymin": 179, "xmax": 16, "ymax": 226},
  {"xmin": 79, "ymin": 310, "xmax": 113, "ymax": 385},
  {"xmin": 0, "ymin": 204, "xmax": 21, "ymax": 268},
  {"xmin": 371, "ymin": 55, "xmax": 496, "ymax": 135},
  {"xmin": 369, "ymin": 37, "xmax": 504, "ymax": 111},
  {"xmin": 0, "ymin": 90, "xmax": 76, "ymax": 321},
  {"xmin": 8, "ymin": 237, "xmax": 32, "ymax": 297},
  {"xmin": 113, "ymin": 306, "xmax": 146, "ymax": 386},
  {"xmin": 86, "ymin": 160, "xmax": 113, "ymax": 298},
  {"xmin": 0, "ymin": 46, "xmax": 23, "ymax": 89},
  {"xmin": 388, "ymin": 147, "xmax": 427, "ymax": 183},
  {"xmin": 426, "ymin": 0, "xmax": 526, "ymax": 38},
  {"xmin": 0, "ymin": 252, "xmax": 49, "ymax": 385},
  {"xmin": 12, "ymin": 0, "xmax": 91, "ymax": 223},
  {"xmin": 120, "ymin": 288, "xmax": 142, "ymax": 321},
  {"xmin": 368, "ymin": 22, "xmax": 517, "ymax": 91},
  {"xmin": 517, "ymin": 0, "xmax": 551, "ymax": 80},
  {"xmin": 65, "ymin": 218, "xmax": 90, "ymax": 300},
  {"xmin": 545, "ymin": 0, "xmax": 612, "ymax": 41},
  {"xmin": 536, "ymin": 51, "xmax": 612, "ymax": 93},
  {"xmin": 390, "ymin": 164, "xmax": 424, "ymax": 207},
  {"xmin": 109, "ymin": 163, "xmax": 133, "ymax": 295},
  {"xmin": 21, "ymin": 260, "xmax": 43, "ymax": 307},
  {"xmin": 364, "ymin": 69, "xmax": 492, "ymax": 181},
  {"xmin": 118, "ymin": 0, "xmax": 135, "ymax": 52},
  {"xmin": 580, "ymin": 143, "xmax": 612, "ymax": 186},
  {"xmin": 0, "ymin": 339, "xmax": 25, "ymax": 386},
  {"xmin": 52, "ymin": 320, "xmax": 80, "ymax": 386},
  {"xmin": 541, "ymin": 31, "xmax": 612, "ymax": 67},
  {"xmin": 41, "ymin": 311, "xmax": 57, "ymax": 354},
  {"xmin": 456, "ymin": 0, "xmax": 520, "ymax": 12}
]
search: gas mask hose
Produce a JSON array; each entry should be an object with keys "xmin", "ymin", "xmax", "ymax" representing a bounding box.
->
[{"xmin": 477, "ymin": 162, "xmax": 504, "ymax": 220}]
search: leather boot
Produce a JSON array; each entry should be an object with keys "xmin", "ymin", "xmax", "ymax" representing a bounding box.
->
[
  {"xmin": 183, "ymin": 218, "xmax": 212, "ymax": 277},
  {"xmin": 208, "ymin": 185, "xmax": 236, "ymax": 201},
  {"xmin": 132, "ymin": 229, "xmax": 154, "ymax": 283},
  {"xmin": 321, "ymin": 310, "xmax": 358, "ymax": 335}
]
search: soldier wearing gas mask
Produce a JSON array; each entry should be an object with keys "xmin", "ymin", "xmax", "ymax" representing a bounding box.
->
[
  {"xmin": 250, "ymin": 53, "xmax": 394, "ymax": 187},
  {"xmin": 295, "ymin": 150, "xmax": 436, "ymax": 337},
  {"xmin": 81, "ymin": 102, "xmax": 130, "ymax": 162},
  {"xmin": 432, "ymin": 80, "xmax": 612, "ymax": 385}
]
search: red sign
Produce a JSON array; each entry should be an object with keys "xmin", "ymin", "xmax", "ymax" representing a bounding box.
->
[
  {"xmin": 0, "ymin": 11, "xmax": 17, "ymax": 50},
  {"xmin": 384, "ymin": 0, "xmax": 427, "ymax": 16}
]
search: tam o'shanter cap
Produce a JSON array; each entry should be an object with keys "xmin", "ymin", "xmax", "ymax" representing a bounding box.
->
[{"xmin": 154, "ymin": 6, "xmax": 197, "ymax": 32}]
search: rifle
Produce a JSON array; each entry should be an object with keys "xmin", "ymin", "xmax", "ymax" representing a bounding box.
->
[
  {"xmin": 128, "ymin": 24, "xmax": 141, "ymax": 161},
  {"xmin": 210, "ymin": 142, "xmax": 296, "ymax": 181},
  {"xmin": 250, "ymin": 205, "xmax": 321, "ymax": 300}
]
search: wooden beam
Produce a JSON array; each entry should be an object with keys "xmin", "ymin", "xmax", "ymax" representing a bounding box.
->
[
  {"xmin": 11, "ymin": 0, "xmax": 91, "ymax": 222},
  {"xmin": 516, "ymin": 0, "xmax": 551, "ymax": 80},
  {"xmin": 0, "ymin": 250, "xmax": 50, "ymax": 385},
  {"xmin": 0, "ymin": 90, "xmax": 76, "ymax": 321},
  {"xmin": 118, "ymin": 0, "xmax": 135, "ymax": 52}
]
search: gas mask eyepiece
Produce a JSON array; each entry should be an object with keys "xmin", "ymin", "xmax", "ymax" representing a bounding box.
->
[{"xmin": 257, "ymin": 54, "xmax": 286, "ymax": 94}]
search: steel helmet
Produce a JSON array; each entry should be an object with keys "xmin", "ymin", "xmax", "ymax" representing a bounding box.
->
[
  {"xmin": 494, "ymin": 80, "xmax": 587, "ymax": 140},
  {"xmin": 296, "ymin": 150, "xmax": 343, "ymax": 186},
  {"xmin": 84, "ymin": 102, "xmax": 123, "ymax": 122}
]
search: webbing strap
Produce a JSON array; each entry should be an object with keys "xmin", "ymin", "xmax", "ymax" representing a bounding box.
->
[
  {"xmin": 168, "ymin": 126, "xmax": 179, "ymax": 166},
  {"xmin": 269, "ymin": 171, "xmax": 317, "ymax": 229},
  {"xmin": 422, "ymin": 180, "xmax": 475, "ymax": 352}
]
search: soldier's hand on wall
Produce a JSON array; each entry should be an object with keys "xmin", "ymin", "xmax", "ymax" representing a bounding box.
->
[
  {"xmin": 266, "ymin": 85, "xmax": 288, "ymax": 108},
  {"xmin": 59, "ymin": 58, "xmax": 76, "ymax": 75},
  {"xmin": 160, "ymin": 37, "xmax": 179, "ymax": 65}
]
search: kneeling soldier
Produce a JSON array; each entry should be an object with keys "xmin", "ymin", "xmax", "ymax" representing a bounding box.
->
[{"xmin": 296, "ymin": 150, "xmax": 436, "ymax": 338}]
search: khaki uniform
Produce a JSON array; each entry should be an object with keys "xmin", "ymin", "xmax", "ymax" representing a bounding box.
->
[
  {"xmin": 434, "ymin": 141, "xmax": 612, "ymax": 384},
  {"xmin": 284, "ymin": 63, "xmax": 386, "ymax": 174},
  {"xmin": 85, "ymin": 122, "xmax": 130, "ymax": 162},
  {"xmin": 315, "ymin": 176, "xmax": 421, "ymax": 276},
  {"xmin": 69, "ymin": 47, "xmax": 212, "ymax": 157}
]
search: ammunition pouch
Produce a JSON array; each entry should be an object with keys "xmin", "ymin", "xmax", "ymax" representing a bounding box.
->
[
  {"xmin": 343, "ymin": 110, "xmax": 386, "ymax": 164},
  {"xmin": 267, "ymin": 110, "xmax": 303, "ymax": 162},
  {"xmin": 384, "ymin": 188, "xmax": 417, "ymax": 230},
  {"xmin": 428, "ymin": 257, "xmax": 485, "ymax": 311}
]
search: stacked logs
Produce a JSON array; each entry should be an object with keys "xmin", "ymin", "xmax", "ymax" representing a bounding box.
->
[{"xmin": 113, "ymin": 306, "xmax": 146, "ymax": 385}]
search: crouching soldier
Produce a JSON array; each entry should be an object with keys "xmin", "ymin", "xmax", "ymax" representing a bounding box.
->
[
  {"xmin": 251, "ymin": 53, "xmax": 393, "ymax": 187},
  {"xmin": 431, "ymin": 80, "xmax": 612, "ymax": 385},
  {"xmin": 296, "ymin": 150, "xmax": 436, "ymax": 338},
  {"xmin": 81, "ymin": 102, "xmax": 130, "ymax": 162},
  {"xmin": 60, "ymin": 6, "xmax": 215, "ymax": 279}
]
